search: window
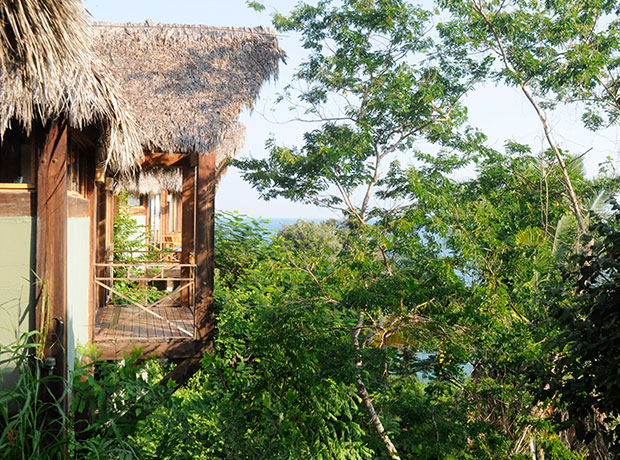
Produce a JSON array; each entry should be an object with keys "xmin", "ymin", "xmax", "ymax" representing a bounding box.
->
[
  {"xmin": 68, "ymin": 138, "xmax": 88, "ymax": 196},
  {"xmin": 0, "ymin": 128, "xmax": 33, "ymax": 188},
  {"xmin": 148, "ymin": 194, "xmax": 162, "ymax": 238},
  {"xmin": 128, "ymin": 195, "xmax": 141, "ymax": 206}
]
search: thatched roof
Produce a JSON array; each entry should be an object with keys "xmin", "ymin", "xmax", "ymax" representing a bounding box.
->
[
  {"xmin": 94, "ymin": 21, "xmax": 285, "ymax": 195},
  {"xmin": 0, "ymin": 0, "xmax": 143, "ymax": 172},
  {"xmin": 93, "ymin": 21, "xmax": 284, "ymax": 154}
]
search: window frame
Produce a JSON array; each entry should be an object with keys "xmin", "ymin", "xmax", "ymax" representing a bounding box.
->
[{"xmin": 0, "ymin": 129, "xmax": 35, "ymax": 190}]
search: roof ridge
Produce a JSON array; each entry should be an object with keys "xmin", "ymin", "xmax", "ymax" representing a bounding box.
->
[{"xmin": 92, "ymin": 21, "xmax": 276, "ymax": 36}]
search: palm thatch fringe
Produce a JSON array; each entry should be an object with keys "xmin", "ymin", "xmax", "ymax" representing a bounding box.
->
[
  {"xmin": 116, "ymin": 167, "xmax": 183, "ymax": 197},
  {"xmin": 0, "ymin": 0, "xmax": 143, "ymax": 172},
  {"xmin": 116, "ymin": 122, "xmax": 246, "ymax": 196},
  {"xmin": 93, "ymin": 21, "xmax": 285, "ymax": 156},
  {"xmin": 213, "ymin": 122, "xmax": 246, "ymax": 178},
  {"xmin": 0, "ymin": 0, "xmax": 91, "ymax": 87}
]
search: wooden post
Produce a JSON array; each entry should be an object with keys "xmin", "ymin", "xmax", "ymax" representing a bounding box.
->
[
  {"xmin": 181, "ymin": 159, "xmax": 196, "ymax": 308},
  {"xmin": 160, "ymin": 190, "xmax": 168, "ymax": 242},
  {"xmin": 35, "ymin": 119, "xmax": 68, "ymax": 397},
  {"xmin": 87, "ymin": 153, "xmax": 97, "ymax": 344},
  {"xmin": 194, "ymin": 152, "xmax": 215, "ymax": 346},
  {"xmin": 95, "ymin": 183, "xmax": 107, "ymax": 312}
]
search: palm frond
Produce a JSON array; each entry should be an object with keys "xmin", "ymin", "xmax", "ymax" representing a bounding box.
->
[{"xmin": 552, "ymin": 214, "xmax": 578, "ymax": 260}]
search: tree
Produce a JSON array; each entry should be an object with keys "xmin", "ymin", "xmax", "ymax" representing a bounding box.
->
[
  {"xmin": 215, "ymin": 152, "xmax": 590, "ymax": 458},
  {"xmin": 231, "ymin": 1, "xmax": 608, "ymax": 457},
  {"xmin": 438, "ymin": 0, "xmax": 620, "ymax": 237},
  {"xmin": 234, "ymin": 2, "xmax": 487, "ymax": 456},
  {"xmin": 234, "ymin": 0, "xmax": 484, "ymax": 225}
]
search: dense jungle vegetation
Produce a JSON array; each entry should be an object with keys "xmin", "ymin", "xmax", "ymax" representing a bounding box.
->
[{"xmin": 3, "ymin": 0, "xmax": 620, "ymax": 458}]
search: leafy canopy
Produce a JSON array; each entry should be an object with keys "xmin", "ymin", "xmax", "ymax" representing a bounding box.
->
[{"xmin": 234, "ymin": 0, "xmax": 484, "ymax": 222}]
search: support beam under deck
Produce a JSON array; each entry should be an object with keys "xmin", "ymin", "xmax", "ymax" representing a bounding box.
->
[{"xmin": 194, "ymin": 152, "xmax": 215, "ymax": 348}]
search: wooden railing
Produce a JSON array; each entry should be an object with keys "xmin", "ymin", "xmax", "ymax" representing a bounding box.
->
[
  {"xmin": 107, "ymin": 249, "xmax": 182, "ymax": 263},
  {"xmin": 94, "ymin": 256, "xmax": 196, "ymax": 338},
  {"xmin": 145, "ymin": 232, "xmax": 182, "ymax": 251}
]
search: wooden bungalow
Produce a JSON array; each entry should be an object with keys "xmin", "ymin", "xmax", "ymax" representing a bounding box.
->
[
  {"xmin": 0, "ymin": 8, "xmax": 284, "ymax": 392},
  {"xmin": 89, "ymin": 22, "xmax": 285, "ymax": 361},
  {"xmin": 0, "ymin": 0, "xmax": 143, "ymax": 389}
]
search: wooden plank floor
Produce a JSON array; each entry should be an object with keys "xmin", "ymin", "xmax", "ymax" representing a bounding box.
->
[{"xmin": 95, "ymin": 305, "xmax": 194, "ymax": 341}]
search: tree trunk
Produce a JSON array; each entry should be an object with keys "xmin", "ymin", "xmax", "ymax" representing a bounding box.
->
[
  {"xmin": 352, "ymin": 313, "xmax": 401, "ymax": 460},
  {"xmin": 518, "ymin": 84, "xmax": 587, "ymax": 235}
]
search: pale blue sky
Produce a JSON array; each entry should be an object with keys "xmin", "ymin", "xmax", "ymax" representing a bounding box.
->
[{"xmin": 84, "ymin": 0, "xmax": 620, "ymax": 218}]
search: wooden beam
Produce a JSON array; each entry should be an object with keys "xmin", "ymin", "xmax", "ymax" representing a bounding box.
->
[
  {"xmin": 92, "ymin": 339, "xmax": 208, "ymax": 360},
  {"xmin": 181, "ymin": 160, "xmax": 196, "ymax": 308},
  {"xmin": 0, "ymin": 190, "xmax": 35, "ymax": 216},
  {"xmin": 194, "ymin": 152, "xmax": 215, "ymax": 348},
  {"xmin": 87, "ymin": 152, "xmax": 97, "ymax": 345},
  {"xmin": 68, "ymin": 194, "xmax": 89, "ymax": 218},
  {"xmin": 158, "ymin": 357, "xmax": 202, "ymax": 389},
  {"xmin": 35, "ymin": 119, "xmax": 69, "ymax": 393},
  {"xmin": 106, "ymin": 188, "xmax": 115, "ymax": 246},
  {"xmin": 69, "ymin": 127, "xmax": 96, "ymax": 149},
  {"xmin": 141, "ymin": 153, "xmax": 190, "ymax": 168}
]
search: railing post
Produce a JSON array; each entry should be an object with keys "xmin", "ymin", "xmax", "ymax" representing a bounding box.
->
[{"xmin": 181, "ymin": 159, "xmax": 196, "ymax": 310}]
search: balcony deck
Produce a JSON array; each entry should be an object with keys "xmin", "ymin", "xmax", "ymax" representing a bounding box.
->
[
  {"xmin": 94, "ymin": 304, "xmax": 194, "ymax": 341},
  {"xmin": 92, "ymin": 250, "xmax": 203, "ymax": 358}
]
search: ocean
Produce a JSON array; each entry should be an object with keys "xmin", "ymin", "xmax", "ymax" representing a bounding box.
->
[{"xmin": 260, "ymin": 217, "xmax": 327, "ymax": 233}]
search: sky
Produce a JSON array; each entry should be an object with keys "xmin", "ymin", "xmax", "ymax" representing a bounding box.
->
[{"xmin": 84, "ymin": 0, "xmax": 620, "ymax": 219}]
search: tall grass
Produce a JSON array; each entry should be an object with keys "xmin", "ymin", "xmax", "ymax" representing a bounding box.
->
[
  {"xmin": 0, "ymin": 331, "xmax": 68, "ymax": 459},
  {"xmin": 0, "ymin": 333, "xmax": 155, "ymax": 459}
]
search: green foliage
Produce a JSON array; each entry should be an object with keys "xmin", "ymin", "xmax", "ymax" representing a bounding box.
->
[
  {"xmin": 198, "ymin": 303, "xmax": 372, "ymax": 460},
  {"xmin": 131, "ymin": 203, "xmax": 564, "ymax": 458},
  {"xmin": 72, "ymin": 349, "xmax": 168, "ymax": 441},
  {"xmin": 437, "ymin": 0, "xmax": 620, "ymax": 239},
  {"xmin": 229, "ymin": 1, "xmax": 613, "ymax": 456},
  {"xmin": 113, "ymin": 191, "xmax": 148, "ymax": 254},
  {"xmin": 245, "ymin": 1, "xmax": 265, "ymax": 12},
  {"xmin": 214, "ymin": 211, "xmax": 275, "ymax": 289},
  {"xmin": 118, "ymin": 214, "xmax": 377, "ymax": 459},
  {"xmin": 438, "ymin": 0, "xmax": 620, "ymax": 106},
  {"xmin": 0, "ymin": 335, "xmax": 162, "ymax": 459},
  {"xmin": 536, "ymin": 203, "xmax": 620, "ymax": 455},
  {"xmin": 227, "ymin": 146, "xmax": 604, "ymax": 458},
  {"xmin": 278, "ymin": 219, "xmax": 347, "ymax": 262},
  {"xmin": 552, "ymin": 190, "xmax": 614, "ymax": 262}
]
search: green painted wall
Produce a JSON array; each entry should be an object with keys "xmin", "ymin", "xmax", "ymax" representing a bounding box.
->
[
  {"xmin": 67, "ymin": 216, "xmax": 90, "ymax": 379},
  {"xmin": 0, "ymin": 217, "xmax": 35, "ymax": 389}
]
